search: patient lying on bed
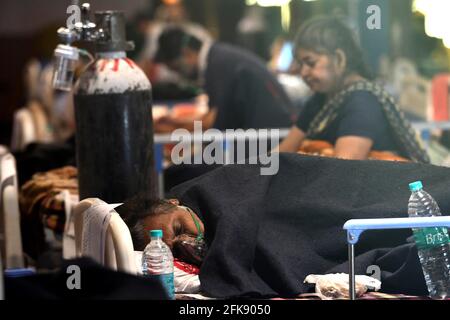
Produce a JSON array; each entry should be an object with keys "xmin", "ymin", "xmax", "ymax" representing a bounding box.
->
[
  {"xmin": 119, "ymin": 153, "xmax": 450, "ymax": 298},
  {"xmin": 117, "ymin": 196, "xmax": 207, "ymax": 266}
]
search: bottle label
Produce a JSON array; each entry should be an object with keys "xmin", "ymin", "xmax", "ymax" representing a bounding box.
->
[
  {"xmin": 413, "ymin": 227, "xmax": 450, "ymax": 249},
  {"xmin": 145, "ymin": 273, "xmax": 175, "ymax": 300}
]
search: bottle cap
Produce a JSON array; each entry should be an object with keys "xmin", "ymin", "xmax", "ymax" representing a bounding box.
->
[
  {"xmin": 149, "ymin": 229, "xmax": 163, "ymax": 238},
  {"xmin": 409, "ymin": 181, "xmax": 423, "ymax": 192}
]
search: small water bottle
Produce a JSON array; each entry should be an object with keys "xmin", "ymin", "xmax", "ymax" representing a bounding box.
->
[
  {"xmin": 408, "ymin": 181, "xmax": 450, "ymax": 299},
  {"xmin": 142, "ymin": 230, "xmax": 175, "ymax": 300}
]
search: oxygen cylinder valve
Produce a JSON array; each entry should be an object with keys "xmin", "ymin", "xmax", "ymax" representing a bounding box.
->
[{"xmin": 51, "ymin": 2, "xmax": 120, "ymax": 91}]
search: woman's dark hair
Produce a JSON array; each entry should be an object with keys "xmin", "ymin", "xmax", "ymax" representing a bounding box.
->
[
  {"xmin": 294, "ymin": 16, "xmax": 373, "ymax": 80},
  {"xmin": 154, "ymin": 26, "xmax": 203, "ymax": 63},
  {"xmin": 116, "ymin": 193, "xmax": 177, "ymax": 251}
]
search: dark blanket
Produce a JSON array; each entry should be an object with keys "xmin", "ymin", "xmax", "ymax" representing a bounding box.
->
[{"xmin": 170, "ymin": 153, "xmax": 450, "ymax": 298}]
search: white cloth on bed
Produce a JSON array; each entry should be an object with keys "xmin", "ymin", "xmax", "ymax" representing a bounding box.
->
[{"xmin": 304, "ymin": 273, "xmax": 381, "ymax": 300}]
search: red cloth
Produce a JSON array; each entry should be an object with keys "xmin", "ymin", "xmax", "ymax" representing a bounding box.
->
[
  {"xmin": 432, "ymin": 74, "xmax": 450, "ymax": 121},
  {"xmin": 174, "ymin": 258, "xmax": 200, "ymax": 275}
]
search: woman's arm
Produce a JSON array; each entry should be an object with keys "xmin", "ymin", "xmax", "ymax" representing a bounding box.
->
[
  {"xmin": 334, "ymin": 136, "xmax": 373, "ymax": 160},
  {"xmin": 276, "ymin": 125, "xmax": 306, "ymax": 153}
]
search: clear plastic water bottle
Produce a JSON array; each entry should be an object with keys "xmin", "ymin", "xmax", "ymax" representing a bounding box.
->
[
  {"xmin": 142, "ymin": 229, "xmax": 175, "ymax": 299},
  {"xmin": 408, "ymin": 181, "xmax": 450, "ymax": 299}
]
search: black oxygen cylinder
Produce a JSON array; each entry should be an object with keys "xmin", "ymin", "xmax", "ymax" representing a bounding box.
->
[{"xmin": 73, "ymin": 12, "xmax": 156, "ymax": 204}]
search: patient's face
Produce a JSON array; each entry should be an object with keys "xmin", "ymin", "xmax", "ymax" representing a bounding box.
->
[{"xmin": 142, "ymin": 200, "xmax": 205, "ymax": 249}]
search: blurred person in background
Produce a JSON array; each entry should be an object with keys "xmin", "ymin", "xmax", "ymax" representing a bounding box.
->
[
  {"xmin": 136, "ymin": 0, "xmax": 211, "ymax": 96},
  {"xmin": 152, "ymin": 25, "xmax": 295, "ymax": 132}
]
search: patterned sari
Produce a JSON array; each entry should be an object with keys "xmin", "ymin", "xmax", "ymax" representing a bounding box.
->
[{"xmin": 305, "ymin": 80, "xmax": 430, "ymax": 163}]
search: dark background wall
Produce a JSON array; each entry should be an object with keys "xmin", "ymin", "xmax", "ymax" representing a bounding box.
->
[{"xmin": 0, "ymin": 0, "xmax": 447, "ymax": 146}]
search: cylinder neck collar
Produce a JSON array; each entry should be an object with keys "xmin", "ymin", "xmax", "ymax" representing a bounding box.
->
[{"xmin": 96, "ymin": 51, "xmax": 126, "ymax": 59}]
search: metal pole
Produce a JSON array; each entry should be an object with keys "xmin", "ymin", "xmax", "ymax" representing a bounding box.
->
[
  {"xmin": 348, "ymin": 243, "xmax": 356, "ymax": 300},
  {"xmin": 158, "ymin": 173, "xmax": 165, "ymax": 200},
  {"xmin": 155, "ymin": 144, "xmax": 165, "ymax": 199}
]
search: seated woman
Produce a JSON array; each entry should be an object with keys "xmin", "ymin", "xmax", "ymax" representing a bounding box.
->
[{"xmin": 277, "ymin": 16, "xmax": 429, "ymax": 163}]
